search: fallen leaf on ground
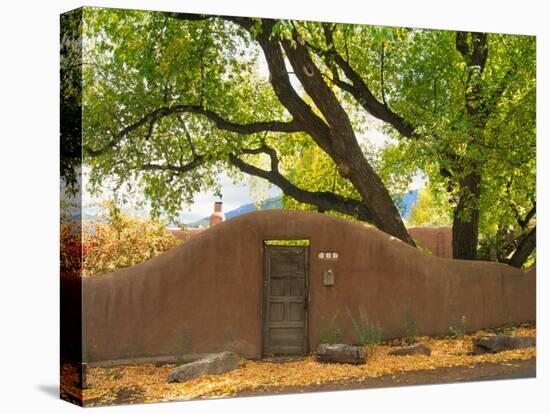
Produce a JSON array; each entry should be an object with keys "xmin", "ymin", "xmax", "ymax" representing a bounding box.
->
[{"xmin": 61, "ymin": 325, "xmax": 535, "ymax": 406}]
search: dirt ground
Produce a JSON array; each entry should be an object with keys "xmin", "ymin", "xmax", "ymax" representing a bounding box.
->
[
  {"xmin": 233, "ymin": 357, "xmax": 536, "ymax": 398},
  {"xmin": 77, "ymin": 357, "xmax": 535, "ymax": 406}
]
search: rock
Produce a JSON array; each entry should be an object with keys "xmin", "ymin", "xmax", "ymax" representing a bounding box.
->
[
  {"xmin": 316, "ymin": 343, "xmax": 366, "ymax": 364},
  {"xmin": 388, "ymin": 343, "xmax": 432, "ymax": 356},
  {"xmin": 167, "ymin": 351, "xmax": 241, "ymax": 383},
  {"xmin": 472, "ymin": 335, "xmax": 536, "ymax": 355}
]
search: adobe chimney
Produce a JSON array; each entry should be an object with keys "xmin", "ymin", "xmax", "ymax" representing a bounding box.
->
[{"xmin": 209, "ymin": 201, "xmax": 225, "ymax": 227}]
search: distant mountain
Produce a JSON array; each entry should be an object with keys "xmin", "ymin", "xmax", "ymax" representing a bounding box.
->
[{"xmin": 225, "ymin": 197, "xmax": 282, "ymax": 219}]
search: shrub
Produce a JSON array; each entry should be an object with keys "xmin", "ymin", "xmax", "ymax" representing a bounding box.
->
[
  {"xmin": 60, "ymin": 221, "xmax": 83, "ymax": 275},
  {"xmin": 347, "ymin": 307, "xmax": 383, "ymax": 353},
  {"xmin": 402, "ymin": 304, "xmax": 420, "ymax": 345},
  {"xmin": 449, "ymin": 315, "xmax": 468, "ymax": 338},
  {"xmin": 60, "ymin": 202, "xmax": 180, "ymax": 276},
  {"xmin": 318, "ymin": 312, "xmax": 342, "ymax": 344}
]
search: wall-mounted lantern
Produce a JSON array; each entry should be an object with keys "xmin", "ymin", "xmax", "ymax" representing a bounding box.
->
[{"xmin": 323, "ymin": 269, "xmax": 335, "ymax": 286}]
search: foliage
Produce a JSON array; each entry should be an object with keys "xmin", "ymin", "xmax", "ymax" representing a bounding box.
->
[
  {"xmin": 60, "ymin": 221, "xmax": 83, "ymax": 275},
  {"xmin": 407, "ymin": 187, "xmax": 452, "ymax": 227},
  {"xmin": 73, "ymin": 325, "xmax": 536, "ymax": 405},
  {"xmin": 279, "ymin": 134, "xmax": 354, "ymax": 215},
  {"xmin": 60, "ymin": 9, "xmax": 83, "ymax": 194},
  {"xmin": 264, "ymin": 239, "xmax": 309, "ymax": 246},
  {"xmin": 401, "ymin": 305, "xmax": 421, "ymax": 345},
  {"xmin": 318, "ymin": 313, "xmax": 342, "ymax": 344},
  {"xmin": 82, "ymin": 8, "xmax": 277, "ymax": 218},
  {"xmin": 77, "ymin": 8, "xmax": 536, "ymax": 263},
  {"xmin": 60, "ymin": 198, "xmax": 77, "ymax": 223},
  {"xmin": 60, "ymin": 201, "xmax": 180, "ymax": 276},
  {"xmin": 347, "ymin": 307, "xmax": 383, "ymax": 353},
  {"xmin": 296, "ymin": 23, "xmax": 536, "ymax": 261},
  {"xmin": 449, "ymin": 315, "xmax": 468, "ymax": 338},
  {"xmin": 523, "ymin": 252, "xmax": 536, "ymax": 269},
  {"xmin": 414, "ymin": 242, "xmax": 433, "ymax": 255}
]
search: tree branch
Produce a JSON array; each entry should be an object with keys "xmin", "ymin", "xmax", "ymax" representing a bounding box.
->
[
  {"xmin": 84, "ymin": 104, "xmax": 303, "ymax": 157},
  {"xmin": 508, "ymin": 226, "xmax": 536, "ymax": 268},
  {"xmin": 456, "ymin": 31, "xmax": 489, "ymax": 129},
  {"xmin": 140, "ymin": 155, "xmax": 205, "ymax": 174},
  {"xmin": 279, "ymin": 27, "xmax": 355, "ymax": 142},
  {"xmin": 506, "ymin": 179, "xmax": 536, "ymax": 229},
  {"xmin": 380, "ymin": 43, "xmax": 387, "ymax": 106},
  {"xmin": 247, "ymin": 19, "xmax": 334, "ymax": 153},
  {"xmin": 164, "ymin": 12, "xmax": 213, "ymax": 21},
  {"xmin": 520, "ymin": 204, "xmax": 537, "ymax": 229},
  {"xmin": 456, "ymin": 31, "xmax": 489, "ymax": 73},
  {"xmin": 481, "ymin": 66, "xmax": 514, "ymax": 118},
  {"xmin": 456, "ymin": 31, "xmax": 469, "ymax": 59},
  {"xmin": 317, "ymin": 26, "xmax": 415, "ymax": 138},
  {"xmin": 229, "ymin": 145, "xmax": 374, "ymax": 223},
  {"xmin": 178, "ymin": 116, "xmax": 197, "ymax": 157},
  {"xmin": 433, "ymin": 77, "xmax": 438, "ymax": 115}
]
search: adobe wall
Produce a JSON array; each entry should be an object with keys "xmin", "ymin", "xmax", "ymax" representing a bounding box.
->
[
  {"xmin": 408, "ymin": 226, "xmax": 453, "ymax": 258},
  {"xmin": 80, "ymin": 210, "xmax": 535, "ymax": 364}
]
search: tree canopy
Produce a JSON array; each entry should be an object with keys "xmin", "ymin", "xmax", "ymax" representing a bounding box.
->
[{"xmin": 75, "ymin": 8, "xmax": 536, "ymax": 267}]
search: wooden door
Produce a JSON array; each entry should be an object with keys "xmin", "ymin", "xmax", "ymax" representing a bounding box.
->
[{"xmin": 263, "ymin": 245, "xmax": 309, "ymax": 355}]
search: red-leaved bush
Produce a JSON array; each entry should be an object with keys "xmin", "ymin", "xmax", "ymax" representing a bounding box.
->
[{"xmin": 60, "ymin": 208, "xmax": 180, "ymax": 276}]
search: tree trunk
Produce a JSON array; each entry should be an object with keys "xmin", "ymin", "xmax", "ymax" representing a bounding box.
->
[
  {"xmin": 508, "ymin": 226, "xmax": 536, "ymax": 268},
  {"xmin": 451, "ymin": 33, "xmax": 488, "ymax": 261},
  {"xmin": 452, "ymin": 172, "xmax": 481, "ymax": 260},
  {"xmin": 345, "ymin": 151, "xmax": 415, "ymax": 245},
  {"xmin": 249, "ymin": 20, "xmax": 415, "ymax": 246}
]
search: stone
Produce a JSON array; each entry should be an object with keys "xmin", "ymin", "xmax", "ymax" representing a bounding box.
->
[
  {"xmin": 388, "ymin": 343, "xmax": 432, "ymax": 356},
  {"xmin": 472, "ymin": 335, "xmax": 536, "ymax": 355},
  {"xmin": 167, "ymin": 351, "xmax": 241, "ymax": 383},
  {"xmin": 316, "ymin": 343, "xmax": 366, "ymax": 364}
]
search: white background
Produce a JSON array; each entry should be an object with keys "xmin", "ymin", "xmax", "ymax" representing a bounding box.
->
[{"xmin": 0, "ymin": 0, "xmax": 548, "ymax": 412}]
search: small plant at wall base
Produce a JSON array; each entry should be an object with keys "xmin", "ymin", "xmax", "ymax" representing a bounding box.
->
[
  {"xmin": 178, "ymin": 322, "xmax": 193, "ymax": 355},
  {"xmin": 318, "ymin": 313, "xmax": 342, "ymax": 345},
  {"xmin": 402, "ymin": 305, "xmax": 421, "ymax": 345},
  {"xmin": 503, "ymin": 316, "xmax": 515, "ymax": 336},
  {"xmin": 224, "ymin": 327, "xmax": 238, "ymax": 352},
  {"xmin": 449, "ymin": 315, "xmax": 468, "ymax": 338},
  {"xmin": 413, "ymin": 241, "xmax": 433, "ymax": 256},
  {"xmin": 347, "ymin": 307, "xmax": 383, "ymax": 355}
]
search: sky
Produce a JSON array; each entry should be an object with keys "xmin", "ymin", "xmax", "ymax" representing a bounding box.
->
[{"xmin": 176, "ymin": 173, "xmax": 280, "ymax": 223}]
